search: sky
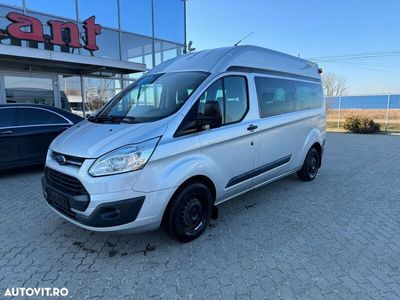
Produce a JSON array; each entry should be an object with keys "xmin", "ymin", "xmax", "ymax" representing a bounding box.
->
[{"xmin": 187, "ymin": 0, "xmax": 400, "ymax": 95}]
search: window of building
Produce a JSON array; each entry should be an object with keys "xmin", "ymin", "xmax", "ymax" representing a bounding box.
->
[
  {"xmin": 19, "ymin": 108, "xmax": 68, "ymax": 126},
  {"xmin": 123, "ymin": 72, "xmax": 145, "ymax": 82},
  {"xmin": 120, "ymin": 33, "xmax": 153, "ymax": 68},
  {"xmin": 24, "ymin": 12, "xmax": 80, "ymax": 53},
  {"xmin": 59, "ymin": 76, "xmax": 86, "ymax": 116},
  {"xmin": 154, "ymin": 40, "xmax": 183, "ymax": 66},
  {"xmin": 83, "ymin": 77, "xmax": 122, "ymax": 114},
  {"xmin": 198, "ymin": 76, "xmax": 248, "ymax": 125},
  {"xmin": 0, "ymin": 108, "xmax": 15, "ymax": 128},
  {"xmin": 295, "ymin": 81, "xmax": 324, "ymax": 110},
  {"xmin": 255, "ymin": 77, "xmax": 297, "ymax": 118},
  {"xmin": 78, "ymin": 0, "xmax": 118, "ymax": 29},
  {"xmin": 120, "ymin": 0, "xmax": 152, "ymax": 36},
  {"xmin": 4, "ymin": 76, "xmax": 55, "ymax": 106},
  {"xmin": 80, "ymin": 27, "xmax": 120, "ymax": 60},
  {"xmin": 154, "ymin": 0, "xmax": 184, "ymax": 44},
  {"xmin": 0, "ymin": 6, "xmax": 24, "ymax": 46},
  {"xmin": 25, "ymin": 0, "xmax": 76, "ymax": 20},
  {"xmin": 0, "ymin": 0, "xmax": 22, "ymax": 8}
]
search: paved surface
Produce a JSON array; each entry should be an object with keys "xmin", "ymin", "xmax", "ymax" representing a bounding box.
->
[{"xmin": 1, "ymin": 133, "xmax": 400, "ymax": 299}]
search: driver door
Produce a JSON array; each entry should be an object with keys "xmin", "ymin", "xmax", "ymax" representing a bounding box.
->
[{"xmin": 197, "ymin": 76, "xmax": 258, "ymax": 203}]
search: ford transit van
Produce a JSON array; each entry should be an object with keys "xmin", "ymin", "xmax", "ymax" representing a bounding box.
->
[{"xmin": 42, "ymin": 45, "xmax": 326, "ymax": 242}]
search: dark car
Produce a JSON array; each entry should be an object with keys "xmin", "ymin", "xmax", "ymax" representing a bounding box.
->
[{"xmin": 0, "ymin": 104, "xmax": 83, "ymax": 170}]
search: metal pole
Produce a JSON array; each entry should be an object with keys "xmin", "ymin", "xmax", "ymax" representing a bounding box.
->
[
  {"xmin": 80, "ymin": 75, "xmax": 86, "ymax": 117},
  {"xmin": 337, "ymin": 96, "xmax": 342, "ymax": 130},
  {"xmin": 151, "ymin": 0, "xmax": 156, "ymax": 68},
  {"xmin": 183, "ymin": 0, "xmax": 187, "ymax": 54},
  {"xmin": 385, "ymin": 94, "xmax": 390, "ymax": 131}
]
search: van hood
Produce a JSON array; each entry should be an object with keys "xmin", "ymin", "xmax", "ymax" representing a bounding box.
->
[{"xmin": 50, "ymin": 119, "xmax": 168, "ymax": 158}]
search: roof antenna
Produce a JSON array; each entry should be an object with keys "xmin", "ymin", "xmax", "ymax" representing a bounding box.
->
[{"xmin": 234, "ymin": 31, "xmax": 255, "ymax": 47}]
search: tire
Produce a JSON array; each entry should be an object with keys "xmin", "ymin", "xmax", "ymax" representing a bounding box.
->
[
  {"xmin": 297, "ymin": 147, "xmax": 320, "ymax": 181},
  {"xmin": 165, "ymin": 182, "xmax": 212, "ymax": 242}
]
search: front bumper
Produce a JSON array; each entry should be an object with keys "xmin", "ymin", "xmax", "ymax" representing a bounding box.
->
[
  {"xmin": 42, "ymin": 176, "xmax": 145, "ymax": 228},
  {"xmin": 41, "ymin": 170, "xmax": 175, "ymax": 233}
]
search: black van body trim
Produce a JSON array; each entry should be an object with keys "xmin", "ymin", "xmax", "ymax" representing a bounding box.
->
[
  {"xmin": 226, "ymin": 155, "xmax": 292, "ymax": 188},
  {"xmin": 227, "ymin": 66, "xmax": 321, "ymax": 83}
]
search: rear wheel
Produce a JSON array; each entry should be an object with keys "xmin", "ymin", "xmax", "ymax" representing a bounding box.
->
[
  {"xmin": 165, "ymin": 183, "xmax": 212, "ymax": 242},
  {"xmin": 297, "ymin": 147, "xmax": 320, "ymax": 181}
]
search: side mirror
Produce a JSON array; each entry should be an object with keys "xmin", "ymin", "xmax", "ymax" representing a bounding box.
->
[
  {"xmin": 85, "ymin": 113, "xmax": 91, "ymax": 118},
  {"xmin": 174, "ymin": 101, "xmax": 222, "ymax": 137}
]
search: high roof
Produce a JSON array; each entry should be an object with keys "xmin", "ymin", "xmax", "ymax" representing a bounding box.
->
[{"xmin": 147, "ymin": 45, "xmax": 320, "ymax": 80}]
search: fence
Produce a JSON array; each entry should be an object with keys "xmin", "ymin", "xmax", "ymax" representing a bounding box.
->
[{"xmin": 326, "ymin": 94, "xmax": 400, "ymax": 132}]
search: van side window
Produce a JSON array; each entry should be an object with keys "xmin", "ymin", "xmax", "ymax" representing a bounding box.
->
[
  {"xmin": 198, "ymin": 76, "xmax": 248, "ymax": 125},
  {"xmin": 255, "ymin": 77, "xmax": 297, "ymax": 117},
  {"xmin": 198, "ymin": 79, "xmax": 225, "ymax": 123},
  {"xmin": 295, "ymin": 81, "xmax": 324, "ymax": 110},
  {"xmin": 175, "ymin": 76, "xmax": 248, "ymax": 137},
  {"xmin": 223, "ymin": 76, "xmax": 248, "ymax": 124}
]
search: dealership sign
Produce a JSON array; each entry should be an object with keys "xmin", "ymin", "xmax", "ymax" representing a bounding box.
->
[{"xmin": 0, "ymin": 12, "xmax": 101, "ymax": 51}]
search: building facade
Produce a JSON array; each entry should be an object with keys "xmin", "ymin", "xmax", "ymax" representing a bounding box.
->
[{"xmin": 0, "ymin": 0, "xmax": 185, "ymax": 116}]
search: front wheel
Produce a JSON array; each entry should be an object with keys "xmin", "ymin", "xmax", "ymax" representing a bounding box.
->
[
  {"xmin": 297, "ymin": 147, "xmax": 320, "ymax": 181},
  {"xmin": 165, "ymin": 183, "xmax": 212, "ymax": 242}
]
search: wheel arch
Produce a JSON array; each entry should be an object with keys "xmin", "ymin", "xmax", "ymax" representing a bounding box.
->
[
  {"xmin": 311, "ymin": 142, "xmax": 322, "ymax": 167},
  {"xmin": 299, "ymin": 129, "xmax": 324, "ymax": 167},
  {"xmin": 161, "ymin": 175, "xmax": 217, "ymax": 224}
]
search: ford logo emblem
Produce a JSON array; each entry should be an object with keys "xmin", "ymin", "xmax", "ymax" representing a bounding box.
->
[{"xmin": 55, "ymin": 154, "xmax": 66, "ymax": 165}]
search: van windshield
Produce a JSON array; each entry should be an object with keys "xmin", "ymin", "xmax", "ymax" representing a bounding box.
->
[{"xmin": 91, "ymin": 72, "xmax": 208, "ymax": 123}]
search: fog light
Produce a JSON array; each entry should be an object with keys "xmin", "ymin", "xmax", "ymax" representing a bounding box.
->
[{"xmin": 99, "ymin": 207, "xmax": 121, "ymax": 221}]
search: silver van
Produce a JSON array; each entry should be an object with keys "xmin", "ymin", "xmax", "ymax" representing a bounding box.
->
[{"xmin": 42, "ymin": 46, "xmax": 326, "ymax": 242}]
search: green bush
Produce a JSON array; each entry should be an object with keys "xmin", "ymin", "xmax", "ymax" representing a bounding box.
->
[{"xmin": 343, "ymin": 116, "xmax": 380, "ymax": 133}]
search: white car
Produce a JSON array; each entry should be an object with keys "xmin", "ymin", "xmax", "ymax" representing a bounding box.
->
[{"xmin": 42, "ymin": 45, "xmax": 326, "ymax": 242}]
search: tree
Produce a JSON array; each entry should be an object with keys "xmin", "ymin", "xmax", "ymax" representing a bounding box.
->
[{"xmin": 322, "ymin": 72, "xmax": 348, "ymax": 97}]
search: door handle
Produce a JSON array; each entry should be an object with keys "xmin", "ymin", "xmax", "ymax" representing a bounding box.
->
[
  {"xmin": 0, "ymin": 130, "xmax": 13, "ymax": 136},
  {"xmin": 247, "ymin": 124, "xmax": 258, "ymax": 132}
]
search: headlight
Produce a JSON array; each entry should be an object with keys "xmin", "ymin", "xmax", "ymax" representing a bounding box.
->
[{"xmin": 89, "ymin": 138, "xmax": 159, "ymax": 177}]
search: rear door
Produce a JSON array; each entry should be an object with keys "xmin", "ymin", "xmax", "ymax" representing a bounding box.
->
[
  {"xmin": 17, "ymin": 107, "xmax": 71, "ymax": 163},
  {"xmin": 0, "ymin": 107, "xmax": 19, "ymax": 168}
]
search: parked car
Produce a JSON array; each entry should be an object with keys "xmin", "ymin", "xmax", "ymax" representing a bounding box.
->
[
  {"xmin": 0, "ymin": 104, "xmax": 83, "ymax": 170},
  {"xmin": 42, "ymin": 45, "xmax": 326, "ymax": 242}
]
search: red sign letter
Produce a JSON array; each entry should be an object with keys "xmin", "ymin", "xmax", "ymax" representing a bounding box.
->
[
  {"xmin": 47, "ymin": 20, "xmax": 81, "ymax": 48},
  {"xmin": 6, "ymin": 12, "xmax": 45, "ymax": 42},
  {"xmin": 83, "ymin": 16, "xmax": 101, "ymax": 51}
]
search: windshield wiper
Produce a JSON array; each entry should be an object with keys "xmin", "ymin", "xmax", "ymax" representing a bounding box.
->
[
  {"xmin": 88, "ymin": 115, "xmax": 138, "ymax": 124},
  {"xmin": 89, "ymin": 115, "xmax": 123, "ymax": 123},
  {"xmin": 120, "ymin": 116, "xmax": 137, "ymax": 124}
]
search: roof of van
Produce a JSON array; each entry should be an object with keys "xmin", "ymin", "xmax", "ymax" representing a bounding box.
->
[{"xmin": 147, "ymin": 45, "xmax": 321, "ymax": 81}]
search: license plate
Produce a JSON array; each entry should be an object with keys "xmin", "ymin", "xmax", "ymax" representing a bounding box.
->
[{"xmin": 47, "ymin": 189, "xmax": 69, "ymax": 210}]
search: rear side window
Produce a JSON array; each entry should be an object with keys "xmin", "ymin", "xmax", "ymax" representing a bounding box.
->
[
  {"xmin": 255, "ymin": 77, "xmax": 297, "ymax": 118},
  {"xmin": 0, "ymin": 108, "xmax": 16, "ymax": 128},
  {"xmin": 295, "ymin": 81, "xmax": 324, "ymax": 110},
  {"xmin": 19, "ymin": 108, "xmax": 69, "ymax": 126},
  {"xmin": 198, "ymin": 76, "xmax": 248, "ymax": 125}
]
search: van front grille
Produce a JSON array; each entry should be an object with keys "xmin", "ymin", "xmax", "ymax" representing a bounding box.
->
[
  {"xmin": 45, "ymin": 168, "xmax": 87, "ymax": 196},
  {"xmin": 51, "ymin": 151, "xmax": 85, "ymax": 166}
]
